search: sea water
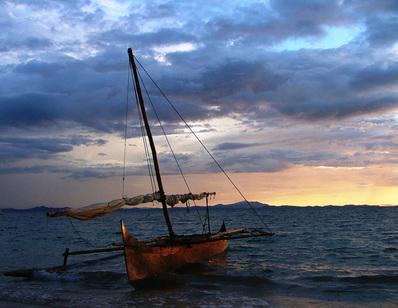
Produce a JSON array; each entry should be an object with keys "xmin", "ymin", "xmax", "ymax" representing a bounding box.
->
[{"xmin": 0, "ymin": 206, "xmax": 397, "ymax": 307}]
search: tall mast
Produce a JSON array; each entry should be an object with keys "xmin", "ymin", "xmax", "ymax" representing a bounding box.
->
[{"xmin": 127, "ymin": 48, "xmax": 175, "ymax": 242}]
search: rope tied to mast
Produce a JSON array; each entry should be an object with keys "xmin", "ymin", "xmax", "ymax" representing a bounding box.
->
[{"xmin": 134, "ymin": 56, "xmax": 273, "ymax": 234}]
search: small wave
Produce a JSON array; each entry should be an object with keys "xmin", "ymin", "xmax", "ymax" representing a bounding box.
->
[
  {"xmin": 33, "ymin": 270, "xmax": 83, "ymax": 282},
  {"xmin": 306, "ymin": 274, "xmax": 398, "ymax": 285},
  {"xmin": 305, "ymin": 275, "xmax": 336, "ymax": 282},
  {"xmin": 0, "ymin": 286, "xmax": 69, "ymax": 307},
  {"xmin": 341, "ymin": 274, "xmax": 398, "ymax": 285},
  {"xmin": 188, "ymin": 273, "xmax": 278, "ymax": 288}
]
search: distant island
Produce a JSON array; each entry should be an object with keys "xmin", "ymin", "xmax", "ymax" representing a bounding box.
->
[
  {"xmin": 0, "ymin": 206, "xmax": 70, "ymax": 212},
  {"xmin": 0, "ymin": 202, "xmax": 395, "ymax": 212}
]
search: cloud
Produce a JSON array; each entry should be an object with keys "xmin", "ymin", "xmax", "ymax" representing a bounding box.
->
[
  {"xmin": 350, "ymin": 62, "xmax": 398, "ymax": 92},
  {"xmin": 200, "ymin": 60, "xmax": 288, "ymax": 99},
  {"xmin": 0, "ymin": 165, "xmax": 52, "ymax": 175},
  {"xmin": 0, "ymin": 135, "xmax": 107, "ymax": 163},
  {"xmin": 0, "ymin": 37, "xmax": 53, "ymax": 53},
  {"xmin": 65, "ymin": 165, "xmax": 121, "ymax": 180},
  {"xmin": 275, "ymin": 95, "xmax": 398, "ymax": 121},
  {"xmin": 0, "ymin": 0, "xmax": 398, "ymax": 209},
  {"xmin": 0, "ymin": 93, "xmax": 62, "ymax": 129},
  {"xmin": 15, "ymin": 60, "xmax": 64, "ymax": 77},
  {"xmin": 1, "ymin": 0, "xmax": 397, "ymax": 133},
  {"xmin": 213, "ymin": 142, "xmax": 261, "ymax": 151},
  {"xmin": 365, "ymin": 16, "xmax": 398, "ymax": 47}
]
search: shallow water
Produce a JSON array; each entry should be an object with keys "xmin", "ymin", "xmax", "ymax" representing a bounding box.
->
[{"xmin": 1, "ymin": 206, "xmax": 397, "ymax": 307}]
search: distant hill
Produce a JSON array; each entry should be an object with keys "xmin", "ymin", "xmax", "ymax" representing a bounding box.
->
[
  {"xmin": 0, "ymin": 202, "xmax": 270, "ymax": 212},
  {"xmin": 212, "ymin": 201, "xmax": 270, "ymax": 209},
  {"xmin": 0, "ymin": 203, "xmax": 395, "ymax": 212},
  {"xmin": 0, "ymin": 206, "xmax": 70, "ymax": 212}
]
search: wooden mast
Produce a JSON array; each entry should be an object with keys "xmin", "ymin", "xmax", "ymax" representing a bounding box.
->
[{"xmin": 127, "ymin": 48, "xmax": 175, "ymax": 243}]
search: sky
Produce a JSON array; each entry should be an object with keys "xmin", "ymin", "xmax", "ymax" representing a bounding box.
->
[{"xmin": 0, "ymin": 0, "xmax": 398, "ymax": 209}]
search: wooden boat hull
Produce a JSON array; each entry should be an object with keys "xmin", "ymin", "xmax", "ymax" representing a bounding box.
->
[{"xmin": 121, "ymin": 220, "xmax": 228, "ymax": 287}]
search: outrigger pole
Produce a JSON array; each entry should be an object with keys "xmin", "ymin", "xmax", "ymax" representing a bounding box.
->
[{"xmin": 4, "ymin": 246, "xmax": 124, "ymax": 278}]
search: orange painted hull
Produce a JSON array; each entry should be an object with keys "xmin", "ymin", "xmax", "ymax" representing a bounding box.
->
[{"xmin": 121, "ymin": 220, "xmax": 228, "ymax": 287}]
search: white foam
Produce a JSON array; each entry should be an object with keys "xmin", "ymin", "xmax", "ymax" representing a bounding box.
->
[{"xmin": 33, "ymin": 270, "xmax": 83, "ymax": 282}]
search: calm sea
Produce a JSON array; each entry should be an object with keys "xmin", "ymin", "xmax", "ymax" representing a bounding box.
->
[{"xmin": 1, "ymin": 206, "xmax": 397, "ymax": 307}]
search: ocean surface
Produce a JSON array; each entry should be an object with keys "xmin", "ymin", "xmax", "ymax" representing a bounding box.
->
[{"xmin": 0, "ymin": 205, "xmax": 397, "ymax": 307}]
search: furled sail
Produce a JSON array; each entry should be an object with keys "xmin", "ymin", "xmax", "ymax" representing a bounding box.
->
[{"xmin": 46, "ymin": 192, "xmax": 216, "ymax": 220}]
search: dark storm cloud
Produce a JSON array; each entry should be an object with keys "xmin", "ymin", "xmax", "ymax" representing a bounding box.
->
[
  {"xmin": 15, "ymin": 60, "xmax": 64, "ymax": 77},
  {"xmin": 0, "ymin": 93, "xmax": 62, "ymax": 129},
  {"xmin": 0, "ymin": 137, "xmax": 72, "ymax": 162},
  {"xmin": 275, "ymin": 94, "xmax": 398, "ymax": 121},
  {"xmin": 1, "ymin": 0, "xmax": 397, "ymax": 132},
  {"xmin": 270, "ymin": 0, "xmax": 346, "ymax": 36},
  {"xmin": 211, "ymin": 145, "xmax": 357, "ymax": 174},
  {"xmin": 0, "ymin": 164, "xmax": 122, "ymax": 180},
  {"xmin": 0, "ymin": 135, "xmax": 107, "ymax": 163},
  {"xmin": 0, "ymin": 165, "xmax": 51, "ymax": 175},
  {"xmin": 140, "ymin": 34, "xmax": 397, "ymax": 123},
  {"xmin": 357, "ymin": 140, "xmax": 397, "ymax": 152},
  {"xmin": 213, "ymin": 142, "xmax": 261, "ymax": 151},
  {"xmin": 0, "ymin": 90, "xmax": 129, "ymax": 134},
  {"xmin": 200, "ymin": 60, "xmax": 288, "ymax": 99},
  {"xmin": 350, "ymin": 62, "xmax": 398, "ymax": 92},
  {"xmin": 0, "ymin": 50, "xmax": 129, "ymax": 133},
  {"xmin": 0, "ymin": 0, "xmax": 397, "ymax": 180},
  {"xmin": 213, "ymin": 149, "xmax": 291, "ymax": 173},
  {"xmin": 200, "ymin": 0, "xmax": 348, "ymax": 49},
  {"xmin": 365, "ymin": 16, "xmax": 398, "ymax": 48},
  {"xmin": 66, "ymin": 165, "xmax": 121, "ymax": 179},
  {"xmin": 0, "ymin": 37, "xmax": 53, "ymax": 52}
]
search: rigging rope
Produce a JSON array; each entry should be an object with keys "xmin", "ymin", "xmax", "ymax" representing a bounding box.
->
[
  {"xmin": 122, "ymin": 68, "xmax": 130, "ymax": 198},
  {"xmin": 133, "ymin": 56, "xmax": 273, "ymax": 234},
  {"xmin": 67, "ymin": 216, "xmax": 104, "ymax": 248},
  {"xmin": 136, "ymin": 61, "xmax": 207, "ymax": 228},
  {"xmin": 131, "ymin": 69, "xmax": 157, "ymax": 194}
]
